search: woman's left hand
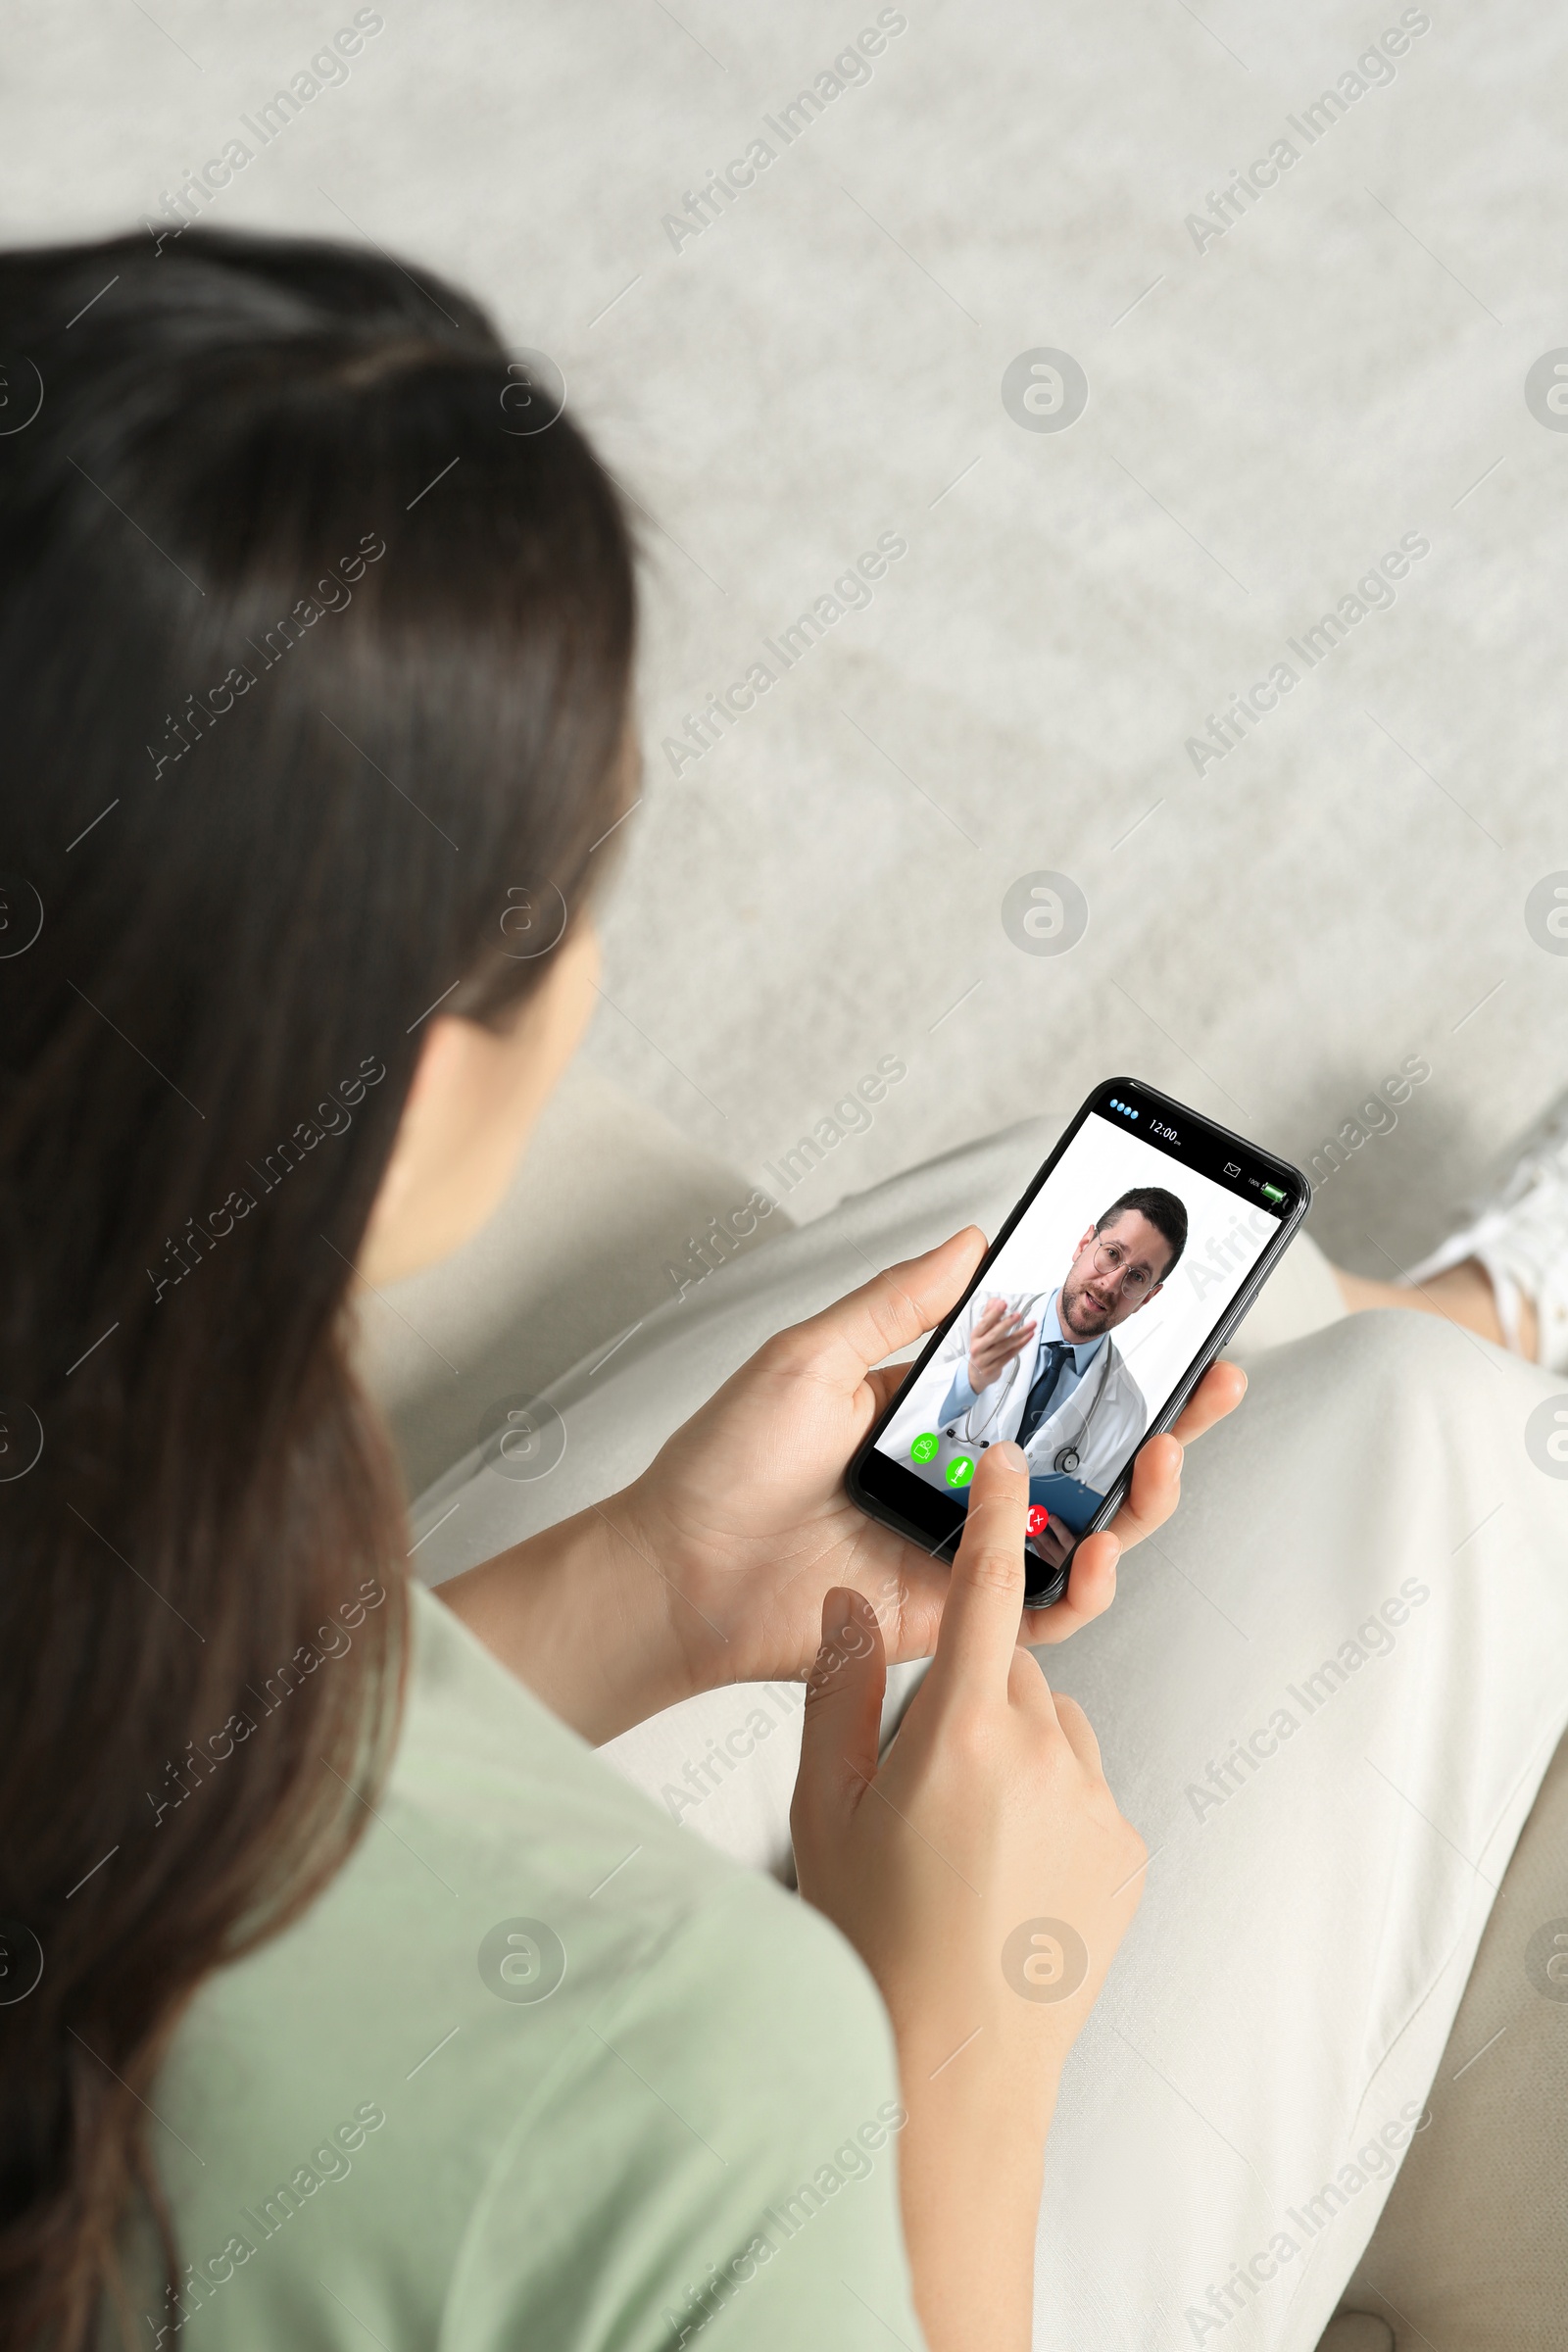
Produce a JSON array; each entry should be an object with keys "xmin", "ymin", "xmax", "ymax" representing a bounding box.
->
[{"xmin": 615, "ymin": 1226, "xmax": 1247, "ymax": 1697}]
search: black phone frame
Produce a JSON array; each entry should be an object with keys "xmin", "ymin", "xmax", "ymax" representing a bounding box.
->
[{"xmin": 845, "ymin": 1075, "xmax": 1311, "ymax": 1607}]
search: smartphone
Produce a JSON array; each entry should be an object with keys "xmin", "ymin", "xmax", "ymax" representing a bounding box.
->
[{"xmin": 846, "ymin": 1077, "xmax": 1310, "ymax": 1607}]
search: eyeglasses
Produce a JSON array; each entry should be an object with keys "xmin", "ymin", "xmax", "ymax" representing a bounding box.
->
[{"xmin": 1088, "ymin": 1237, "xmax": 1158, "ymax": 1299}]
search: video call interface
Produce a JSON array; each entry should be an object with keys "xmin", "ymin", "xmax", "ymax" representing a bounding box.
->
[{"xmin": 876, "ymin": 1102, "xmax": 1287, "ymax": 1567}]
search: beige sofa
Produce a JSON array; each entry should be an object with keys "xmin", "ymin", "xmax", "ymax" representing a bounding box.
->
[{"xmin": 355, "ymin": 1071, "xmax": 1568, "ymax": 2352}]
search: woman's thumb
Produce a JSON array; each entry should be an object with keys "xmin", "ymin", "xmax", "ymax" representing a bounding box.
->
[{"xmin": 792, "ymin": 1588, "xmax": 887, "ymax": 1835}]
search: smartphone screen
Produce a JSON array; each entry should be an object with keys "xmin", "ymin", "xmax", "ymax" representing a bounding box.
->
[{"xmin": 848, "ymin": 1076, "xmax": 1309, "ymax": 1605}]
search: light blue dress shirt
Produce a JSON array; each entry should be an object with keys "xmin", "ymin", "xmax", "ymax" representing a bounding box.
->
[{"xmin": 938, "ymin": 1288, "xmax": 1108, "ymax": 1430}]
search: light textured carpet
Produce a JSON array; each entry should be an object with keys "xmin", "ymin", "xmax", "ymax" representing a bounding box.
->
[{"xmin": 11, "ymin": 0, "xmax": 1568, "ymax": 1271}]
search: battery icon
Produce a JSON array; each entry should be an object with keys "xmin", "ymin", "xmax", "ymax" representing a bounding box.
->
[{"xmin": 1259, "ymin": 1182, "xmax": 1286, "ymax": 1205}]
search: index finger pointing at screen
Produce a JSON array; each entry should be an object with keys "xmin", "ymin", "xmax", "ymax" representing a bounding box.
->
[{"xmin": 924, "ymin": 1442, "xmax": 1031, "ymax": 1704}]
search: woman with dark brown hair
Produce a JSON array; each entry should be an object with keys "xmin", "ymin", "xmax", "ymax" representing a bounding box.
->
[
  {"xmin": 0, "ymin": 226, "xmax": 1233, "ymax": 2352},
  {"xmin": 10, "ymin": 227, "xmax": 1564, "ymax": 2352}
]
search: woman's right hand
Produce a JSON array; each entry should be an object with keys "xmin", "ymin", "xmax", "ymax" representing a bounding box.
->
[{"xmin": 791, "ymin": 1442, "xmax": 1146, "ymax": 2352}]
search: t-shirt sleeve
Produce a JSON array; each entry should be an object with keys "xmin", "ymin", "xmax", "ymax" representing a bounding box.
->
[{"xmin": 442, "ymin": 1871, "xmax": 927, "ymax": 2351}]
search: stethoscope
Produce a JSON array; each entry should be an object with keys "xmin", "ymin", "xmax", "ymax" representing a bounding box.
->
[{"xmin": 947, "ymin": 1331, "xmax": 1113, "ymax": 1473}]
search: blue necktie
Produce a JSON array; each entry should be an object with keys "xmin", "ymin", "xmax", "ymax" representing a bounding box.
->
[{"xmin": 1016, "ymin": 1339, "xmax": 1072, "ymax": 1450}]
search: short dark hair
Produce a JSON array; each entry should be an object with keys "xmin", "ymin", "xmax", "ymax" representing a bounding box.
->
[{"xmin": 1096, "ymin": 1187, "xmax": 1188, "ymax": 1280}]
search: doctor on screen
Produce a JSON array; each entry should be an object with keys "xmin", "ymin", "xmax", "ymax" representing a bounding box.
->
[{"xmin": 914, "ymin": 1187, "xmax": 1188, "ymax": 1533}]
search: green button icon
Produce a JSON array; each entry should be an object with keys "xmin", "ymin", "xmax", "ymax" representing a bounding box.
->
[
  {"xmin": 910, "ymin": 1432, "xmax": 939, "ymax": 1463},
  {"xmin": 945, "ymin": 1454, "xmax": 975, "ymax": 1489}
]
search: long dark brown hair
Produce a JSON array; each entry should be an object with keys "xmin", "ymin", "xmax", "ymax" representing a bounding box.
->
[{"xmin": 0, "ymin": 227, "xmax": 635, "ymax": 2348}]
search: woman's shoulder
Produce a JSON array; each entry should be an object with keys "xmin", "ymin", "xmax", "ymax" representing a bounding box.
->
[
  {"xmin": 392, "ymin": 1577, "xmax": 756, "ymax": 1900},
  {"xmin": 143, "ymin": 1581, "xmax": 915, "ymax": 2350}
]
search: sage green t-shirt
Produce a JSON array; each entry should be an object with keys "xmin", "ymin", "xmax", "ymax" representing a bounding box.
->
[{"xmin": 135, "ymin": 1584, "xmax": 926, "ymax": 2350}]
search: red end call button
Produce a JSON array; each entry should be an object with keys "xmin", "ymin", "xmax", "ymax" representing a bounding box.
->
[{"xmin": 1026, "ymin": 1504, "xmax": 1050, "ymax": 1539}]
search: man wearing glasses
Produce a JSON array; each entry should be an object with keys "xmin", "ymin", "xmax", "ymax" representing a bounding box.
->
[{"xmin": 928, "ymin": 1188, "xmax": 1188, "ymax": 1560}]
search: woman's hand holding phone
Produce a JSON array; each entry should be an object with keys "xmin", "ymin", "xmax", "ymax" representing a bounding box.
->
[
  {"xmin": 443, "ymin": 1230, "xmax": 1245, "ymax": 1743},
  {"xmin": 791, "ymin": 1442, "xmax": 1146, "ymax": 2352},
  {"xmin": 616, "ymin": 1230, "xmax": 1245, "ymax": 1684}
]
